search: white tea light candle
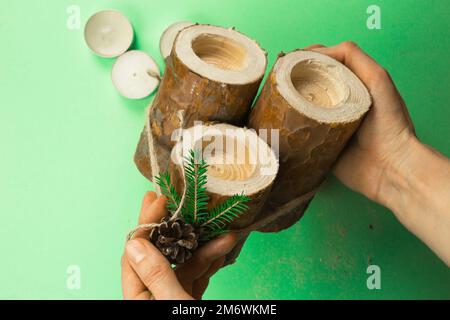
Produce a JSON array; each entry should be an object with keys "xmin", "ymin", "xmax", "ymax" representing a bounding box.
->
[
  {"xmin": 84, "ymin": 10, "xmax": 134, "ymax": 58},
  {"xmin": 160, "ymin": 21, "xmax": 194, "ymax": 60},
  {"xmin": 111, "ymin": 50, "xmax": 160, "ymax": 99}
]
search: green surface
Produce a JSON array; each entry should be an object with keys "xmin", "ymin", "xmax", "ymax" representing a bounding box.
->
[{"xmin": 0, "ymin": 0, "xmax": 449, "ymax": 299}]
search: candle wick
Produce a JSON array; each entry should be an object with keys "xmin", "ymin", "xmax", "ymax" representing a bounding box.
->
[{"xmin": 147, "ymin": 69, "xmax": 161, "ymax": 81}]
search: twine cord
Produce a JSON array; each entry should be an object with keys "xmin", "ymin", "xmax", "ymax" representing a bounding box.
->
[
  {"xmin": 127, "ymin": 108, "xmax": 186, "ymax": 241},
  {"xmin": 170, "ymin": 110, "xmax": 187, "ymax": 221},
  {"xmin": 235, "ymin": 188, "xmax": 316, "ymax": 234},
  {"xmin": 145, "ymin": 104, "xmax": 162, "ymax": 196},
  {"xmin": 126, "ymin": 222, "xmax": 160, "ymax": 241}
]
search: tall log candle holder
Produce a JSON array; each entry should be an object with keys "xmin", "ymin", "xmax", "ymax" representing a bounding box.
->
[
  {"xmin": 135, "ymin": 24, "xmax": 267, "ymax": 179},
  {"xmin": 248, "ymin": 50, "xmax": 371, "ymax": 232}
]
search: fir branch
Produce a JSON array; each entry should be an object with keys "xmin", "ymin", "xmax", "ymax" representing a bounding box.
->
[
  {"xmin": 201, "ymin": 193, "xmax": 250, "ymax": 233},
  {"xmin": 182, "ymin": 150, "xmax": 209, "ymax": 224},
  {"xmin": 155, "ymin": 149, "xmax": 251, "ymax": 243},
  {"xmin": 155, "ymin": 172, "xmax": 181, "ymax": 213}
]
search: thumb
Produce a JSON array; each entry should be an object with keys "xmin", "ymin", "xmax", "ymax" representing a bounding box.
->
[{"xmin": 125, "ymin": 238, "xmax": 192, "ymax": 300}]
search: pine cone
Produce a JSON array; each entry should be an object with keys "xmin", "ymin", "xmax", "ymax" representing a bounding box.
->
[{"xmin": 149, "ymin": 217, "xmax": 198, "ymax": 264}]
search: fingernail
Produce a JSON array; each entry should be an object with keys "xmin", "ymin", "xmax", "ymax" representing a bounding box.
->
[{"xmin": 126, "ymin": 240, "xmax": 147, "ymax": 264}]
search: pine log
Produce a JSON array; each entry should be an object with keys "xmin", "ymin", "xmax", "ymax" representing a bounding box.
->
[
  {"xmin": 150, "ymin": 24, "xmax": 267, "ymax": 147},
  {"xmin": 248, "ymin": 50, "xmax": 371, "ymax": 232},
  {"xmin": 169, "ymin": 123, "xmax": 279, "ymax": 263},
  {"xmin": 133, "ymin": 125, "xmax": 171, "ymax": 181},
  {"xmin": 134, "ymin": 24, "xmax": 267, "ymax": 180}
]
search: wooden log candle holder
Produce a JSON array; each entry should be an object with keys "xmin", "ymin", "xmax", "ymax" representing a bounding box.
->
[
  {"xmin": 133, "ymin": 24, "xmax": 371, "ymax": 264},
  {"xmin": 170, "ymin": 123, "xmax": 278, "ymax": 229},
  {"xmin": 135, "ymin": 24, "xmax": 267, "ymax": 179},
  {"xmin": 169, "ymin": 123, "xmax": 279, "ymax": 263},
  {"xmin": 248, "ymin": 50, "xmax": 371, "ymax": 232}
]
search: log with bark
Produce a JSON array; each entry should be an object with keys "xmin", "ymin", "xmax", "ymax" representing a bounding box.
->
[
  {"xmin": 152, "ymin": 24, "xmax": 266, "ymax": 147},
  {"xmin": 248, "ymin": 50, "xmax": 371, "ymax": 232},
  {"xmin": 134, "ymin": 24, "xmax": 267, "ymax": 180},
  {"xmin": 169, "ymin": 123, "xmax": 279, "ymax": 263}
]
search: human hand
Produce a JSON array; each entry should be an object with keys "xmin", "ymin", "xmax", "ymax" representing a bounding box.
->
[
  {"xmin": 307, "ymin": 43, "xmax": 450, "ymax": 265},
  {"xmin": 121, "ymin": 192, "xmax": 239, "ymax": 300},
  {"xmin": 306, "ymin": 42, "xmax": 416, "ymax": 205}
]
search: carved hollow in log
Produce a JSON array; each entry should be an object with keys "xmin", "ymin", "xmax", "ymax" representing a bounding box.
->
[{"xmin": 248, "ymin": 50, "xmax": 371, "ymax": 232}]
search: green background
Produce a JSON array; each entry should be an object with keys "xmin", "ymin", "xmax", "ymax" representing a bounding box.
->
[{"xmin": 0, "ymin": 0, "xmax": 449, "ymax": 299}]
